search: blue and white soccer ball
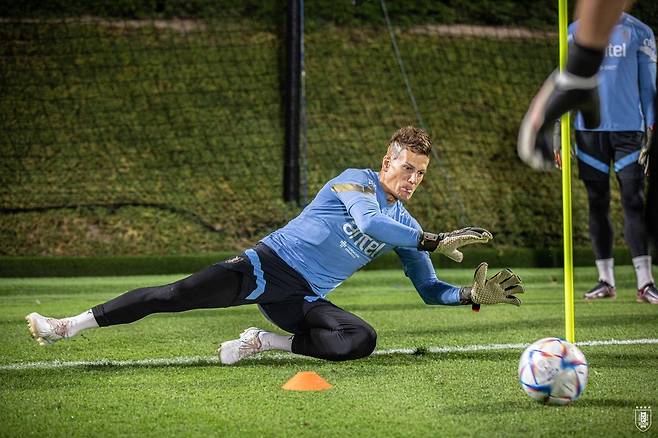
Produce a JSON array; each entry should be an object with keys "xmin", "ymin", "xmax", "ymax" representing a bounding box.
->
[{"xmin": 518, "ymin": 337, "xmax": 589, "ymax": 405}]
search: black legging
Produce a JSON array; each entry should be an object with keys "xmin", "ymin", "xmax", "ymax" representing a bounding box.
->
[
  {"xmin": 91, "ymin": 259, "xmax": 376, "ymax": 362},
  {"xmin": 584, "ymin": 177, "xmax": 648, "ymax": 259},
  {"xmin": 92, "ymin": 264, "xmax": 243, "ymax": 326},
  {"xmin": 260, "ymin": 299, "xmax": 377, "ymax": 361}
]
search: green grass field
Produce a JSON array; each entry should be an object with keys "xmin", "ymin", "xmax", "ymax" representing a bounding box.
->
[{"xmin": 1, "ymin": 265, "xmax": 657, "ymax": 437}]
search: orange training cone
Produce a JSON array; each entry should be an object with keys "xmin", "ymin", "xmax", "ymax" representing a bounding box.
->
[{"xmin": 281, "ymin": 371, "xmax": 333, "ymax": 391}]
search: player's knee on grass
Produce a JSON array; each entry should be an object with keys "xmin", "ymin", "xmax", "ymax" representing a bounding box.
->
[
  {"xmin": 294, "ymin": 323, "xmax": 377, "ymax": 362},
  {"xmin": 328, "ymin": 324, "xmax": 377, "ymax": 361}
]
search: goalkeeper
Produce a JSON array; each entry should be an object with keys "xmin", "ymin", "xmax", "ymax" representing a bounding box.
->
[{"xmin": 26, "ymin": 126, "xmax": 524, "ymax": 364}]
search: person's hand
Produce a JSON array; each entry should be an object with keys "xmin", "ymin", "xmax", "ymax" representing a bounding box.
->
[
  {"xmin": 435, "ymin": 227, "xmax": 493, "ymax": 262},
  {"xmin": 639, "ymin": 126, "xmax": 653, "ymax": 176},
  {"xmin": 551, "ymin": 120, "xmax": 578, "ymax": 170},
  {"xmin": 460, "ymin": 262, "xmax": 524, "ymax": 311},
  {"xmin": 417, "ymin": 228, "xmax": 492, "ymax": 262},
  {"xmin": 518, "ymin": 69, "xmax": 599, "ymax": 171}
]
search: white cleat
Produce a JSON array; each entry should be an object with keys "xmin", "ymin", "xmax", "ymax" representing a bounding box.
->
[
  {"xmin": 25, "ymin": 312, "xmax": 71, "ymax": 346},
  {"xmin": 218, "ymin": 327, "xmax": 266, "ymax": 365}
]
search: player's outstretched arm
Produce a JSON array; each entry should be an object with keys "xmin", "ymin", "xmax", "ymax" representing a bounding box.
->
[
  {"xmin": 517, "ymin": 59, "xmax": 600, "ymax": 171},
  {"xmin": 419, "ymin": 227, "xmax": 493, "ymax": 262},
  {"xmin": 517, "ymin": 0, "xmax": 626, "ymax": 171},
  {"xmin": 459, "ymin": 262, "xmax": 525, "ymax": 311}
]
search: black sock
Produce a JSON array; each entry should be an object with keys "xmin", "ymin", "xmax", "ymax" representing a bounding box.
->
[{"xmin": 566, "ymin": 40, "xmax": 605, "ymax": 77}]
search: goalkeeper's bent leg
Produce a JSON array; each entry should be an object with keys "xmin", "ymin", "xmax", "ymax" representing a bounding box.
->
[
  {"xmin": 290, "ymin": 301, "xmax": 377, "ymax": 361},
  {"xmin": 92, "ymin": 264, "xmax": 242, "ymax": 326}
]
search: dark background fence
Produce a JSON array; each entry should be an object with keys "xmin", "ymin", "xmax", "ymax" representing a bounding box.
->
[{"xmin": 1, "ymin": 0, "xmax": 656, "ymax": 257}]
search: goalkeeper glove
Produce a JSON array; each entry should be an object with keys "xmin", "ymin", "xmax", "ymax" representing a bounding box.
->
[
  {"xmin": 460, "ymin": 262, "xmax": 524, "ymax": 311},
  {"xmin": 418, "ymin": 227, "xmax": 492, "ymax": 262},
  {"xmin": 518, "ymin": 42, "xmax": 601, "ymax": 171},
  {"xmin": 551, "ymin": 120, "xmax": 578, "ymax": 171},
  {"xmin": 639, "ymin": 126, "xmax": 653, "ymax": 176}
]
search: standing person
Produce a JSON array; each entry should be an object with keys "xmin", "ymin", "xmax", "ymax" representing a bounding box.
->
[
  {"xmin": 568, "ymin": 11, "xmax": 657, "ymax": 303},
  {"xmin": 644, "ymin": 83, "xmax": 658, "ymax": 253},
  {"xmin": 26, "ymin": 126, "xmax": 524, "ymax": 364},
  {"xmin": 518, "ymin": 0, "xmax": 627, "ymax": 170}
]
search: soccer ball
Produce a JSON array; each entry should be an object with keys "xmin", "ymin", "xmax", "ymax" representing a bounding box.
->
[{"xmin": 518, "ymin": 337, "xmax": 589, "ymax": 405}]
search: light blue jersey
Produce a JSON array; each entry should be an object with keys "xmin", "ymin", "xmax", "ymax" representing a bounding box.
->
[
  {"xmin": 262, "ymin": 168, "xmax": 460, "ymax": 305},
  {"xmin": 569, "ymin": 13, "xmax": 656, "ymax": 132}
]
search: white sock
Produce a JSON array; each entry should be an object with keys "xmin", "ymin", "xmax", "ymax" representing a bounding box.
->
[
  {"xmin": 633, "ymin": 255, "xmax": 655, "ymax": 289},
  {"xmin": 259, "ymin": 331, "xmax": 293, "ymax": 352},
  {"xmin": 64, "ymin": 309, "xmax": 99, "ymax": 338},
  {"xmin": 595, "ymin": 258, "xmax": 615, "ymax": 287}
]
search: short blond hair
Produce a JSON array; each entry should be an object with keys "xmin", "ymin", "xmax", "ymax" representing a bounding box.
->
[{"xmin": 387, "ymin": 126, "xmax": 432, "ymax": 158}]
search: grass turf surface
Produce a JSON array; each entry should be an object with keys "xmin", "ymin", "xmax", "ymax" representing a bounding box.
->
[{"xmin": 1, "ymin": 266, "xmax": 657, "ymax": 437}]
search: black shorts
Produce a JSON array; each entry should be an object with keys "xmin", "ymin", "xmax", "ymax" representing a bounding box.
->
[
  {"xmin": 222, "ymin": 242, "xmax": 345, "ymax": 334},
  {"xmin": 218, "ymin": 242, "xmax": 317, "ymax": 306},
  {"xmin": 575, "ymin": 131, "xmax": 644, "ymax": 181}
]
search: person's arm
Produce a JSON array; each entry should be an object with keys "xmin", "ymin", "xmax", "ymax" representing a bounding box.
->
[
  {"xmin": 332, "ymin": 174, "xmax": 492, "ymax": 256},
  {"xmin": 333, "ymin": 184, "xmax": 422, "ymax": 248},
  {"xmin": 396, "ymin": 247, "xmax": 526, "ymax": 310},
  {"xmin": 638, "ymin": 29, "xmax": 656, "ymax": 129},
  {"xmin": 638, "ymin": 28, "xmax": 657, "ymax": 174},
  {"xmin": 573, "ymin": 0, "xmax": 624, "ymax": 49},
  {"xmin": 518, "ymin": 1, "xmax": 625, "ymax": 171},
  {"xmin": 395, "ymin": 247, "xmax": 462, "ymax": 305}
]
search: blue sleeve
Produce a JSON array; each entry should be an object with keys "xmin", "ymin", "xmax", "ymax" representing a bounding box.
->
[
  {"xmin": 638, "ymin": 27, "xmax": 656, "ymax": 127},
  {"xmin": 332, "ymin": 180, "xmax": 421, "ymax": 248},
  {"xmin": 567, "ymin": 21, "xmax": 579, "ymax": 46},
  {"xmin": 395, "ymin": 247, "xmax": 462, "ymax": 306}
]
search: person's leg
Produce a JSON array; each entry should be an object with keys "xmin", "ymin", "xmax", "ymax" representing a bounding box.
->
[
  {"xmin": 291, "ymin": 300, "xmax": 377, "ymax": 362},
  {"xmin": 618, "ymin": 177, "xmax": 648, "ymax": 259},
  {"xmin": 576, "ymin": 131, "xmax": 617, "ymax": 299},
  {"xmin": 617, "ymin": 177, "xmax": 656, "ymax": 296},
  {"xmin": 92, "ymin": 264, "xmax": 242, "ymax": 326},
  {"xmin": 613, "ymin": 132, "xmax": 657, "ymax": 303},
  {"xmin": 219, "ymin": 299, "xmax": 377, "ymax": 364},
  {"xmin": 27, "ymin": 262, "xmax": 244, "ymax": 345},
  {"xmin": 582, "ymin": 179, "xmax": 618, "ymax": 299},
  {"xmin": 585, "ymin": 179, "xmax": 614, "ymax": 263}
]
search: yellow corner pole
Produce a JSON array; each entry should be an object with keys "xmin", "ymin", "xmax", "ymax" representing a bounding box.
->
[{"xmin": 558, "ymin": 0, "xmax": 575, "ymax": 343}]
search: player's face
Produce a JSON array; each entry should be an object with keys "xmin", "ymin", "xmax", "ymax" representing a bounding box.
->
[{"xmin": 380, "ymin": 149, "xmax": 429, "ymax": 202}]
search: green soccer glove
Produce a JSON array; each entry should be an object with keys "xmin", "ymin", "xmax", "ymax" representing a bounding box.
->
[
  {"xmin": 418, "ymin": 227, "xmax": 493, "ymax": 262},
  {"xmin": 639, "ymin": 126, "xmax": 653, "ymax": 176},
  {"xmin": 460, "ymin": 262, "xmax": 525, "ymax": 310}
]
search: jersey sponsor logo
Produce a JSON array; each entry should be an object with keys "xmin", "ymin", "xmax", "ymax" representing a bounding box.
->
[
  {"xmin": 605, "ymin": 43, "xmax": 626, "ymax": 58},
  {"xmin": 342, "ymin": 221, "xmax": 386, "ymax": 258}
]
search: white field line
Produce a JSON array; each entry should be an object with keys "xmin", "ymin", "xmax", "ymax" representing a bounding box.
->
[{"xmin": 2, "ymin": 338, "xmax": 656, "ymax": 371}]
